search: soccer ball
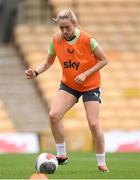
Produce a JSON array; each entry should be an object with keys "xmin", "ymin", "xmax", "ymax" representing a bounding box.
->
[{"xmin": 35, "ymin": 153, "xmax": 58, "ymax": 174}]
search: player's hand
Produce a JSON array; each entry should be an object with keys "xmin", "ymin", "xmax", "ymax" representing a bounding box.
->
[
  {"xmin": 74, "ymin": 73, "xmax": 87, "ymax": 84},
  {"xmin": 25, "ymin": 69, "xmax": 36, "ymax": 79}
]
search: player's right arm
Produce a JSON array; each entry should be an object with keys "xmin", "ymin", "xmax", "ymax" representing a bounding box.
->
[{"xmin": 25, "ymin": 39, "xmax": 56, "ymax": 79}]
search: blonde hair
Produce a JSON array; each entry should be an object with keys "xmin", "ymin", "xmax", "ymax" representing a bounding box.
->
[{"xmin": 53, "ymin": 10, "xmax": 78, "ymax": 24}]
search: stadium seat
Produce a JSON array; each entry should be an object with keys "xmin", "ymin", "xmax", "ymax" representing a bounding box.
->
[{"xmin": 0, "ymin": 100, "xmax": 15, "ymax": 132}]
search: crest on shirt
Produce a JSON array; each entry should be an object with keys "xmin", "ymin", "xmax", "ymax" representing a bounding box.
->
[{"xmin": 67, "ymin": 48, "xmax": 74, "ymax": 54}]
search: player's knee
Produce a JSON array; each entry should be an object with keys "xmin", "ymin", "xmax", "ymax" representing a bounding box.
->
[
  {"xmin": 89, "ymin": 121, "xmax": 98, "ymax": 132},
  {"xmin": 49, "ymin": 111, "xmax": 60, "ymax": 123}
]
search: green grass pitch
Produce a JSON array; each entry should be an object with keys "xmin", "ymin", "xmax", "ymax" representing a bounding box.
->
[{"xmin": 0, "ymin": 152, "xmax": 140, "ymax": 179}]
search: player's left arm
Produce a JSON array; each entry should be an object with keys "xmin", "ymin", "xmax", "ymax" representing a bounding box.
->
[
  {"xmin": 85, "ymin": 43, "xmax": 108, "ymax": 77},
  {"xmin": 74, "ymin": 39, "xmax": 108, "ymax": 84}
]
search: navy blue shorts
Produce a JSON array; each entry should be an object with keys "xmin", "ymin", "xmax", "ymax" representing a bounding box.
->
[{"xmin": 59, "ymin": 82, "xmax": 101, "ymax": 103}]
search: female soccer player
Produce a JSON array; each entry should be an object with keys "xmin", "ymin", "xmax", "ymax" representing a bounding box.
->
[{"xmin": 25, "ymin": 10, "xmax": 109, "ymax": 172}]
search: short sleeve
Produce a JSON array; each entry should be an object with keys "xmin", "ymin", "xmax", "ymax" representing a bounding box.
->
[
  {"xmin": 90, "ymin": 38, "xmax": 98, "ymax": 52},
  {"xmin": 48, "ymin": 39, "xmax": 55, "ymax": 55}
]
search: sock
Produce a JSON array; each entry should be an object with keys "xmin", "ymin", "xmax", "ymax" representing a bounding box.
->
[
  {"xmin": 96, "ymin": 152, "xmax": 106, "ymax": 166},
  {"xmin": 56, "ymin": 142, "xmax": 67, "ymax": 157}
]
